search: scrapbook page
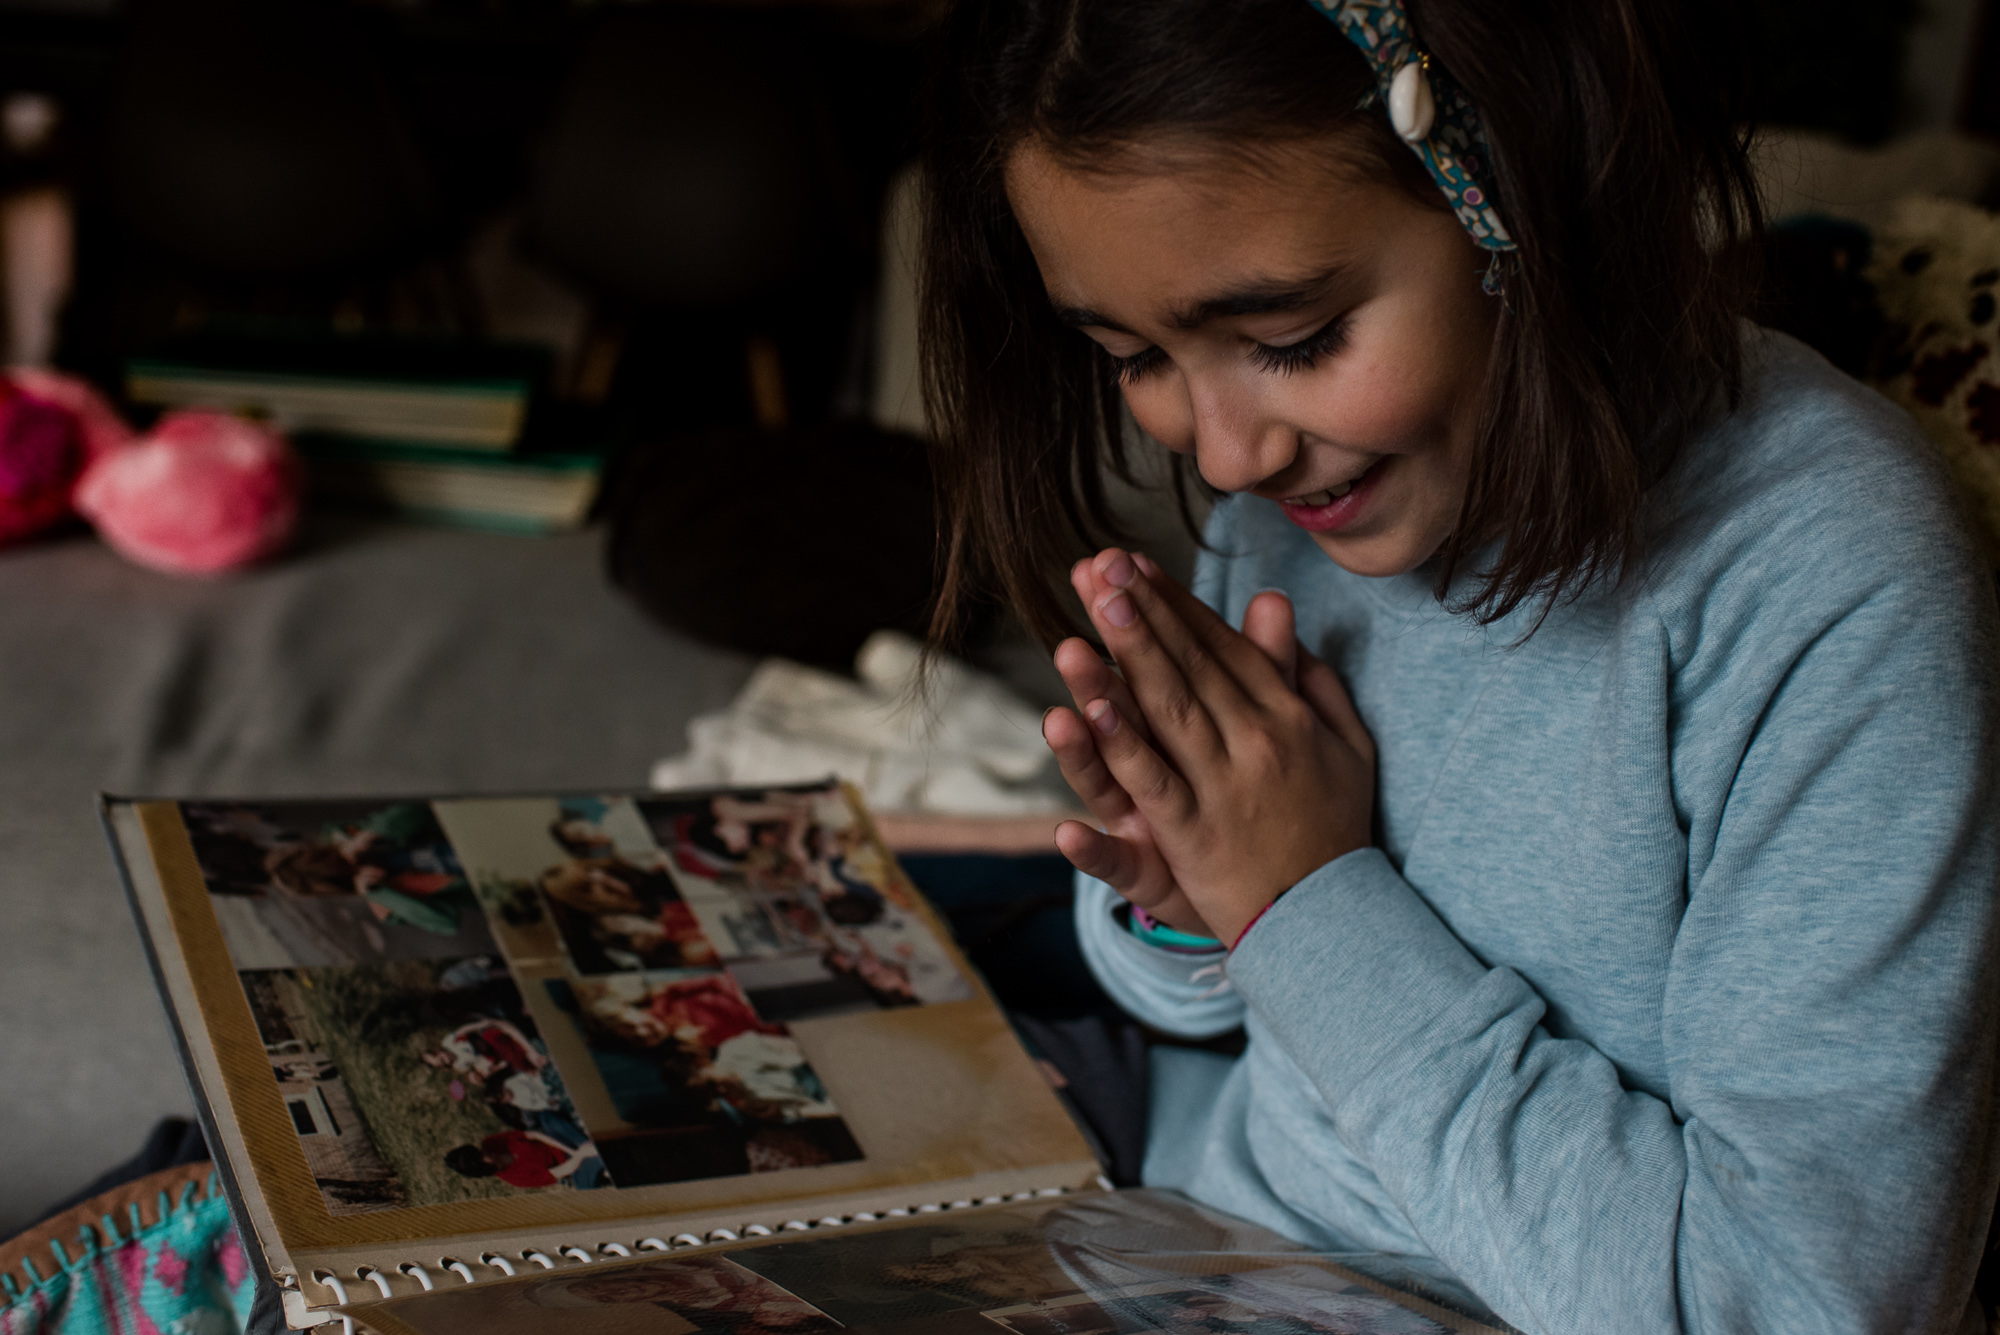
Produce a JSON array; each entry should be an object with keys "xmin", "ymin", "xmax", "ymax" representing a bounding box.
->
[{"xmin": 104, "ymin": 779, "xmax": 1100, "ymax": 1328}]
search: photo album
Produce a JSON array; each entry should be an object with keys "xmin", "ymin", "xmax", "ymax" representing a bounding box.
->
[{"xmin": 103, "ymin": 779, "xmax": 1506, "ymax": 1335}]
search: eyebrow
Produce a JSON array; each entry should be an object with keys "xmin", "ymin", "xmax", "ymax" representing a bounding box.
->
[
  {"xmin": 1168, "ymin": 267, "xmax": 1346, "ymax": 329},
  {"xmin": 1050, "ymin": 265, "xmax": 1346, "ymax": 337},
  {"xmin": 1052, "ymin": 303, "xmax": 1133, "ymax": 334}
]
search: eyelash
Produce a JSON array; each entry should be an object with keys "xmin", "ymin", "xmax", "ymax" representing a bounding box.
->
[
  {"xmin": 1109, "ymin": 346, "xmax": 1167, "ymax": 384},
  {"xmin": 1248, "ymin": 315, "xmax": 1352, "ymax": 376},
  {"xmin": 1106, "ymin": 315, "xmax": 1352, "ymax": 385}
]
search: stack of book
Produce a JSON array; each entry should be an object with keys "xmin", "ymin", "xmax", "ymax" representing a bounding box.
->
[{"xmin": 125, "ymin": 332, "xmax": 603, "ymax": 534}]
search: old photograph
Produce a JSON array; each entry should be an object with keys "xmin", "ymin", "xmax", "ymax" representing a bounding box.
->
[
  {"xmin": 238, "ymin": 954, "xmax": 608, "ymax": 1214},
  {"xmin": 184, "ymin": 799, "xmax": 495, "ymax": 968}
]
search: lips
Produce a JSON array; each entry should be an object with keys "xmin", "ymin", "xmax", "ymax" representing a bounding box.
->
[{"xmin": 1276, "ymin": 459, "xmax": 1383, "ymax": 534}]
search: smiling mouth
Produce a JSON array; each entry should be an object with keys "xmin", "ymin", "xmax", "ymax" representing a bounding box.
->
[
  {"xmin": 1271, "ymin": 459, "xmax": 1385, "ymax": 534},
  {"xmin": 1281, "ymin": 459, "xmax": 1378, "ymax": 508},
  {"xmin": 1285, "ymin": 481, "xmax": 1354, "ymax": 507}
]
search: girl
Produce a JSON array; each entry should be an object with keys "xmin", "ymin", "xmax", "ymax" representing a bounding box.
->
[{"xmin": 919, "ymin": 0, "xmax": 2000, "ymax": 1331}]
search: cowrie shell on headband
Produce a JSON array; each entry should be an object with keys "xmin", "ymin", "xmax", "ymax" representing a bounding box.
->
[{"xmin": 1388, "ymin": 60, "xmax": 1436, "ymax": 142}]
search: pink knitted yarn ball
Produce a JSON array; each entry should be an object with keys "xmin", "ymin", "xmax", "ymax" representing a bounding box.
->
[
  {"xmin": 0, "ymin": 370, "xmax": 133, "ymax": 546},
  {"xmin": 75, "ymin": 410, "xmax": 302, "ymax": 575}
]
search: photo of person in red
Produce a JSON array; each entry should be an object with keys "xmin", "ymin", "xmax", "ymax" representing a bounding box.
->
[
  {"xmin": 443, "ymin": 1128, "xmax": 602, "ymax": 1190},
  {"xmin": 544, "ymin": 968, "xmax": 863, "ymax": 1188}
]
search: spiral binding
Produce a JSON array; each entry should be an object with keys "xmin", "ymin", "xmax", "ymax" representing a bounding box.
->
[{"xmin": 317, "ymin": 1185, "xmax": 1076, "ymax": 1313}]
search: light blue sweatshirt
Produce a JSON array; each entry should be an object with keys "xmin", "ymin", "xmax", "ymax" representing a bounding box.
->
[{"xmin": 1076, "ymin": 330, "xmax": 2000, "ymax": 1334}]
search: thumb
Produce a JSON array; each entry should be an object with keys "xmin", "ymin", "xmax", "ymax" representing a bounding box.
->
[
  {"xmin": 1241, "ymin": 590, "xmax": 1298, "ymax": 690},
  {"xmin": 1054, "ymin": 820, "xmax": 1149, "ymax": 891}
]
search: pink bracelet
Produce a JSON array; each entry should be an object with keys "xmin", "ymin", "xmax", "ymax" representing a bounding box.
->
[{"xmin": 1229, "ymin": 895, "xmax": 1284, "ymax": 952}]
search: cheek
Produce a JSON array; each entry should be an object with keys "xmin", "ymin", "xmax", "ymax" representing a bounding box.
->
[
  {"xmin": 1120, "ymin": 378, "xmax": 1196, "ymax": 453},
  {"xmin": 1299, "ymin": 338, "xmax": 1460, "ymax": 453}
]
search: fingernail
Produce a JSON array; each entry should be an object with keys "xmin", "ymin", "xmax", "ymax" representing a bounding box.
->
[
  {"xmin": 1040, "ymin": 706, "xmax": 1056, "ymax": 739},
  {"xmin": 1098, "ymin": 551, "xmax": 1136, "ymax": 588},
  {"xmin": 1133, "ymin": 552, "xmax": 1160, "ymax": 578},
  {"xmin": 1085, "ymin": 699, "xmax": 1119, "ymax": 736},
  {"xmin": 1098, "ymin": 591, "xmax": 1135, "ymax": 627}
]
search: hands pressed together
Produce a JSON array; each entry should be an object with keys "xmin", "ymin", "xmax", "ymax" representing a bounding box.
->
[{"xmin": 1042, "ymin": 549, "xmax": 1377, "ymax": 947}]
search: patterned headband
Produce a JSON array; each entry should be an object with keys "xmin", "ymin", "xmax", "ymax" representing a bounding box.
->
[{"xmin": 1307, "ymin": 0, "xmax": 1516, "ymax": 273}]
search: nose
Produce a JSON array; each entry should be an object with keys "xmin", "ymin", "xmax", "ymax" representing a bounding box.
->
[{"xmin": 1185, "ymin": 371, "xmax": 1299, "ymax": 494}]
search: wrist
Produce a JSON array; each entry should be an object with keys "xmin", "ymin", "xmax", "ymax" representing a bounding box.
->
[
  {"xmin": 1222, "ymin": 840, "xmax": 1372, "ymax": 948},
  {"xmin": 1226, "ymin": 894, "xmax": 1284, "ymax": 951},
  {"xmin": 1126, "ymin": 903, "xmax": 1224, "ymax": 953}
]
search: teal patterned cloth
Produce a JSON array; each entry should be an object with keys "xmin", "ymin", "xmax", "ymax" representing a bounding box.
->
[
  {"xmin": 1308, "ymin": 0, "xmax": 1516, "ymax": 254},
  {"xmin": 1, "ymin": 1175, "xmax": 256, "ymax": 1335}
]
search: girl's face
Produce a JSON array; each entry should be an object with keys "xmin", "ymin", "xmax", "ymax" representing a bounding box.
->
[{"xmin": 1006, "ymin": 135, "xmax": 1498, "ymax": 577}]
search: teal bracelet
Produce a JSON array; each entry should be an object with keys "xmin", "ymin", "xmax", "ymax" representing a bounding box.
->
[{"xmin": 1130, "ymin": 904, "xmax": 1224, "ymax": 953}]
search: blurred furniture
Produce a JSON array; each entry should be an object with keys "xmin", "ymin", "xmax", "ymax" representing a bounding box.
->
[
  {"xmin": 526, "ymin": 10, "xmax": 860, "ymax": 313},
  {"xmin": 523, "ymin": 6, "xmax": 874, "ymax": 430},
  {"xmin": 7, "ymin": 0, "xmax": 917, "ymax": 424},
  {"xmin": 99, "ymin": 0, "xmax": 438, "ymax": 279}
]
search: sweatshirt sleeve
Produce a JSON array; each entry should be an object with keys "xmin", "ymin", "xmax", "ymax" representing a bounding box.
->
[
  {"xmin": 1226, "ymin": 555, "xmax": 2000, "ymax": 1333},
  {"xmin": 1074, "ymin": 871, "xmax": 1242, "ymax": 1039}
]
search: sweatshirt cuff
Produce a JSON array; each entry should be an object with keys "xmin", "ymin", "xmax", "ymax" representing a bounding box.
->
[
  {"xmin": 1227, "ymin": 847, "xmax": 1487, "ymax": 1106},
  {"xmin": 1074, "ymin": 872, "xmax": 1243, "ymax": 1039}
]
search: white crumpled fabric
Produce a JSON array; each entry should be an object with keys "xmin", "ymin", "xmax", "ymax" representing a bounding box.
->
[{"xmin": 650, "ymin": 631, "xmax": 1077, "ymax": 815}]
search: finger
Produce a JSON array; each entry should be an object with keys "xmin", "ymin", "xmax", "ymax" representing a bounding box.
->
[
  {"xmin": 1071, "ymin": 557, "xmax": 1122, "ymax": 638},
  {"xmin": 1051, "ymin": 820, "xmax": 1148, "ymax": 890},
  {"xmin": 1079, "ymin": 553, "xmax": 1227, "ymax": 767},
  {"xmin": 1093, "ymin": 549, "xmax": 1258, "ymax": 741},
  {"xmin": 1129, "ymin": 558, "xmax": 1356, "ymax": 763},
  {"xmin": 1042, "ymin": 704, "xmax": 1140, "ymax": 823},
  {"xmin": 1067, "ymin": 563, "xmax": 1154, "ymax": 740},
  {"xmin": 1052, "ymin": 821, "xmax": 1209, "ymax": 933},
  {"xmin": 1129, "ymin": 552, "xmax": 1295, "ymax": 706},
  {"xmin": 1296, "ymin": 645, "xmax": 1375, "ymax": 763},
  {"xmin": 1078, "ymin": 695, "xmax": 1197, "ymax": 829},
  {"xmin": 1052, "ymin": 636, "xmax": 1155, "ymax": 747},
  {"xmin": 1240, "ymin": 590, "xmax": 1298, "ymax": 690}
]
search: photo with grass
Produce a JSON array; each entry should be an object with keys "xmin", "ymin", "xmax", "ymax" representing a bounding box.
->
[{"xmin": 240, "ymin": 954, "xmax": 610, "ymax": 1214}]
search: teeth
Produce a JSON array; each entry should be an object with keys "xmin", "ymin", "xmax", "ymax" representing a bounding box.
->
[{"xmin": 1292, "ymin": 481, "xmax": 1353, "ymax": 507}]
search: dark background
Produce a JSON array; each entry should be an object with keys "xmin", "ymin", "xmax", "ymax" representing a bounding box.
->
[{"xmin": 0, "ymin": 0, "xmax": 1991, "ymax": 452}]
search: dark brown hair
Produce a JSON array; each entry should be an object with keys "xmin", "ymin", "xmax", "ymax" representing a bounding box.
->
[{"xmin": 919, "ymin": 0, "xmax": 1763, "ymax": 647}]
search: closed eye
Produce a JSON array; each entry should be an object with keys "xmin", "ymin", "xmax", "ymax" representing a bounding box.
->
[
  {"xmin": 1107, "ymin": 344, "xmax": 1168, "ymax": 384},
  {"xmin": 1100, "ymin": 313, "xmax": 1350, "ymax": 384},
  {"xmin": 1248, "ymin": 314, "xmax": 1352, "ymax": 375}
]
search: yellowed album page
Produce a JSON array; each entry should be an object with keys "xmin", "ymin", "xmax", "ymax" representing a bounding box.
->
[{"xmin": 112, "ymin": 781, "xmax": 1099, "ymax": 1317}]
